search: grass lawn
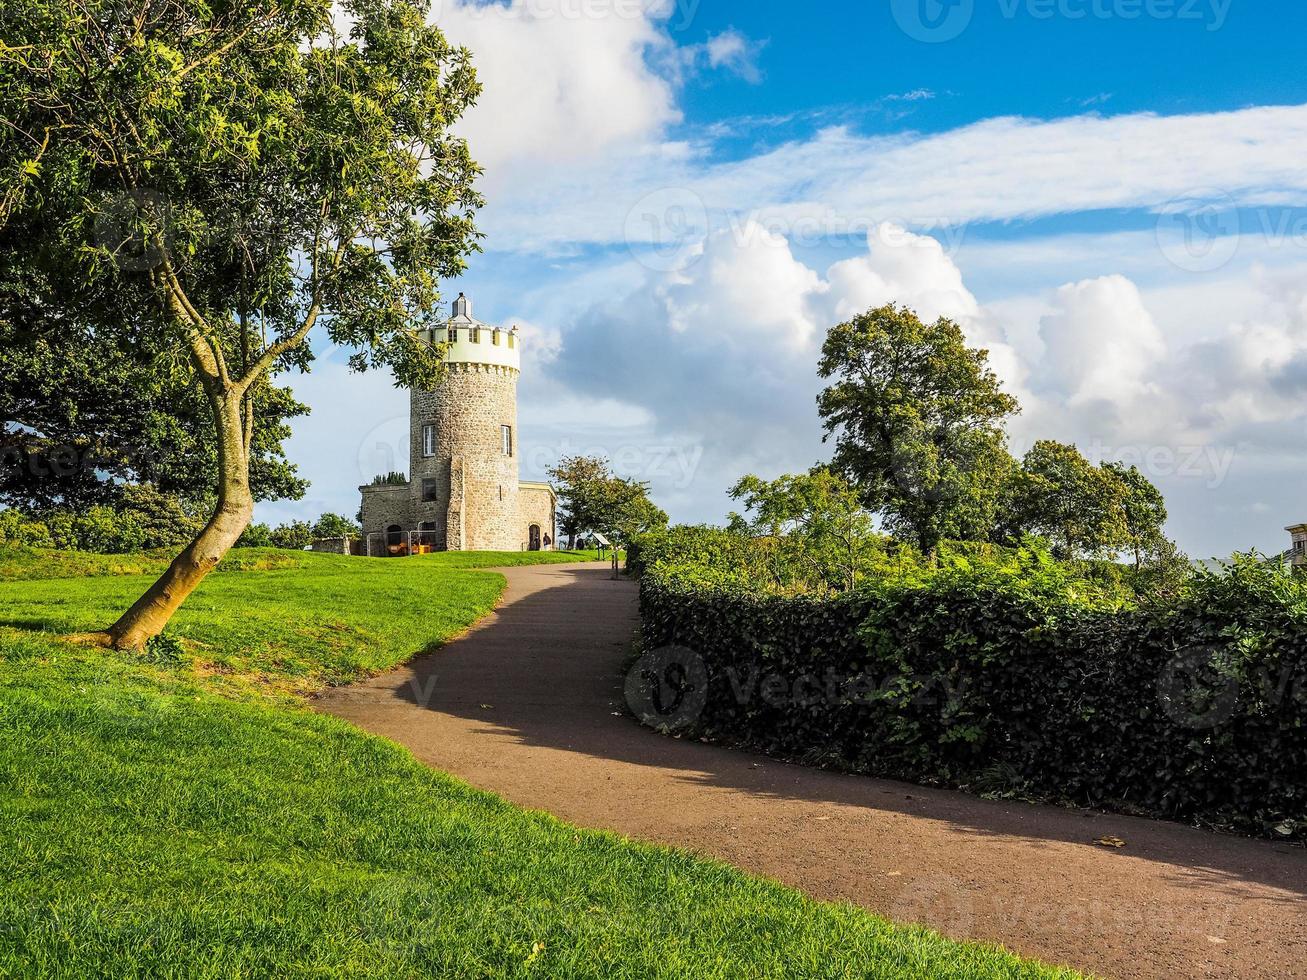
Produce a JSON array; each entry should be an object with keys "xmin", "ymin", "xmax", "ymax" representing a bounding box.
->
[{"xmin": 0, "ymin": 546, "xmax": 1083, "ymax": 978}]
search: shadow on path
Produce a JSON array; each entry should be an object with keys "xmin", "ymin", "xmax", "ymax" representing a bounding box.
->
[{"xmin": 318, "ymin": 562, "xmax": 1307, "ymax": 980}]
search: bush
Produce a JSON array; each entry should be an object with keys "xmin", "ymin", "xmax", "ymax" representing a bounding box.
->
[
  {"xmin": 269, "ymin": 520, "xmax": 314, "ymax": 550},
  {"xmin": 630, "ymin": 524, "xmax": 1136, "ymax": 606},
  {"xmin": 638, "ymin": 553, "xmax": 1307, "ymax": 841},
  {"xmin": 237, "ymin": 522, "xmax": 275, "ymax": 548}
]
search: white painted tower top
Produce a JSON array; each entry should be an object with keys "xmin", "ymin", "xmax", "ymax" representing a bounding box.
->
[{"xmin": 425, "ymin": 292, "xmax": 520, "ymax": 371}]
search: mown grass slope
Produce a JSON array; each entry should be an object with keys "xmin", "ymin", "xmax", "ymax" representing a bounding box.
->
[{"xmin": 0, "ymin": 547, "xmax": 1083, "ymax": 978}]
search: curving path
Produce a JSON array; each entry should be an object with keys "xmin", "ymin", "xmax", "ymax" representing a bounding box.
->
[{"xmin": 316, "ymin": 562, "xmax": 1307, "ymax": 980}]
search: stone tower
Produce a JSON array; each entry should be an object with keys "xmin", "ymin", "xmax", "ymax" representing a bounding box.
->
[
  {"xmin": 410, "ymin": 292, "xmax": 520, "ymax": 551},
  {"xmin": 359, "ymin": 293, "xmax": 556, "ymax": 554}
]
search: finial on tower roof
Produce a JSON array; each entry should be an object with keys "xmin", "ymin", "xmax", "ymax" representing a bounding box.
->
[{"xmin": 452, "ymin": 292, "xmax": 471, "ymax": 319}]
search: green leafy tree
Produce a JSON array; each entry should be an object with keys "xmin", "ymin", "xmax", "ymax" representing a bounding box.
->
[
  {"xmin": 0, "ymin": 0, "xmax": 482, "ymax": 647},
  {"xmin": 1004, "ymin": 441, "xmax": 1125, "ymax": 558},
  {"xmin": 269, "ymin": 521, "xmax": 314, "ymax": 551},
  {"xmin": 0, "ymin": 247, "xmax": 308, "ymax": 511},
  {"xmin": 311, "ymin": 512, "xmax": 361, "ymax": 539},
  {"xmin": 546, "ymin": 455, "xmax": 666, "ymax": 546},
  {"xmin": 236, "ymin": 523, "xmax": 275, "ymax": 549},
  {"xmin": 547, "ymin": 455, "xmax": 616, "ymax": 547},
  {"xmin": 590, "ymin": 476, "xmax": 668, "ymax": 544},
  {"xmin": 1005, "ymin": 443, "xmax": 1171, "ymax": 564},
  {"xmin": 817, "ymin": 304, "xmax": 1019, "ymax": 554},
  {"xmin": 728, "ymin": 468, "xmax": 879, "ymax": 592},
  {"xmin": 1102, "ymin": 461, "xmax": 1168, "ymax": 567}
]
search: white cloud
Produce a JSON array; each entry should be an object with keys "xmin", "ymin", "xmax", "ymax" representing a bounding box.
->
[
  {"xmin": 700, "ymin": 29, "xmax": 765, "ymax": 83},
  {"xmin": 433, "ymin": 0, "xmax": 680, "ymax": 179},
  {"xmin": 1038, "ymin": 275, "xmax": 1166, "ymax": 408},
  {"xmin": 480, "ymin": 103, "xmax": 1307, "ymax": 253}
]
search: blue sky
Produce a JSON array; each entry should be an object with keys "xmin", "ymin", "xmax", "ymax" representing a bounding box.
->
[{"xmin": 272, "ymin": 0, "xmax": 1307, "ymax": 559}]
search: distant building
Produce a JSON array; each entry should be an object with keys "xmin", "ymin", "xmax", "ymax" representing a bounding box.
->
[
  {"xmin": 1287, "ymin": 524, "xmax": 1307, "ymax": 571},
  {"xmin": 359, "ymin": 294, "xmax": 556, "ymax": 555}
]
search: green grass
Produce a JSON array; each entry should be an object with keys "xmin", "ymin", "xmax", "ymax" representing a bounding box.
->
[{"xmin": 0, "ymin": 546, "xmax": 1084, "ymax": 978}]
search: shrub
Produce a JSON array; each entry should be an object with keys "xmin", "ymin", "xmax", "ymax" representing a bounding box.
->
[
  {"xmin": 269, "ymin": 521, "xmax": 314, "ymax": 550},
  {"xmin": 237, "ymin": 523, "xmax": 275, "ymax": 548},
  {"xmin": 638, "ymin": 553, "xmax": 1307, "ymax": 841},
  {"xmin": 311, "ymin": 513, "xmax": 361, "ymax": 539},
  {"xmin": 0, "ymin": 509, "xmax": 54, "ymax": 548}
]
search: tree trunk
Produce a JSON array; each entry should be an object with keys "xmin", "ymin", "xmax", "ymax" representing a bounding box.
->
[{"xmin": 102, "ymin": 389, "xmax": 253, "ymax": 650}]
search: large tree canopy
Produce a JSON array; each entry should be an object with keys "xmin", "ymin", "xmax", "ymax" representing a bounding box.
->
[
  {"xmin": 0, "ymin": 0, "xmax": 482, "ymax": 647},
  {"xmin": 817, "ymin": 304, "xmax": 1019, "ymax": 553},
  {"xmin": 547, "ymin": 455, "xmax": 667, "ymax": 546}
]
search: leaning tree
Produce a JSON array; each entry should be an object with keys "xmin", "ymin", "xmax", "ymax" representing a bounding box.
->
[{"xmin": 0, "ymin": 0, "xmax": 482, "ymax": 647}]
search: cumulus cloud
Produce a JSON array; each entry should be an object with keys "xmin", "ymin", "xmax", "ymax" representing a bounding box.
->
[
  {"xmin": 1038, "ymin": 275, "xmax": 1167, "ymax": 409},
  {"xmin": 552, "ymin": 222, "xmax": 1032, "ymax": 521},
  {"xmin": 432, "ymin": 0, "xmax": 680, "ymax": 179}
]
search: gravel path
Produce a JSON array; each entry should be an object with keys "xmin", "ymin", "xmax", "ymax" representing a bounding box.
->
[{"xmin": 316, "ymin": 562, "xmax": 1306, "ymax": 979}]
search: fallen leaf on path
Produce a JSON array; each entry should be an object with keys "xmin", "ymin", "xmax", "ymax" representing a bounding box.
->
[
  {"xmin": 1206, "ymin": 936, "xmax": 1227, "ymax": 945},
  {"xmin": 1093, "ymin": 836, "xmax": 1127, "ymax": 848},
  {"xmin": 479, "ymin": 703, "xmax": 494, "ymax": 709}
]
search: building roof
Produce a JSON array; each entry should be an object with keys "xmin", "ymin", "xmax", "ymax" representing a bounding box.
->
[{"xmin": 518, "ymin": 480, "xmax": 556, "ymax": 501}]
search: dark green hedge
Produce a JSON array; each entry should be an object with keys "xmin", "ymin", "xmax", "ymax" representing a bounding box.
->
[{"xmin": 638, "ymin": 566, "xmax": 1307, "ymax": 840}]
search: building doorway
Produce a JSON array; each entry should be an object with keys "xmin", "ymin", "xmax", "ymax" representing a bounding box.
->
[
  {"xmin": 386, "ymin": 525, "xmax": 405, "ymax": 556},
  {"xmin": 528, "ymin": 524, "xmax": 541, "ymax": 551}
]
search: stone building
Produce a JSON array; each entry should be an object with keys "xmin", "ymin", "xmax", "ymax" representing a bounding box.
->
[
  {"xmin": 1288, "ymin": 524, "xmax": 1307, "ymax": 571},
  {"xmin": 359, "ymin": 294, "xmax": 556, "ymax": 554}
]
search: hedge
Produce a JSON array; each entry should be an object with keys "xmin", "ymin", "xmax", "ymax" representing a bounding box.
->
[{"xmin": 638, "ymin": 561, "xmax": 1307, "ymax": 840}]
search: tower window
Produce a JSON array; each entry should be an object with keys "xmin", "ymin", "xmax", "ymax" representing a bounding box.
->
[
  {"xmin": 422, "ymin": 478, "xmax": 438, "ymax": 502},
  {"xmin": 422, "ymin": 424, "xmax": 436, "ymax": 458},
  {"xmin": 471, "ymin": 327, "xmax": 480, "ymax": 343},
  {"xmin": 501, "ymin": 425, "xmax": 513, "ymax": 457}
]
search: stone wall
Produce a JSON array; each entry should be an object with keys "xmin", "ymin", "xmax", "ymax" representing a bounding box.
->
[
  {"xmin": 359, "ymin": 484, "xmax": 412, "ymax": 547},
  {"xmin": 309, "ymin": 537, "xmax": 354, "ymax": 555},
  {"xmin": 518, "ymin": 484, "xmax": 557, "ymax": 549},
  {"xmin": 410, "ymin": 363, "xmax": 521, "ymax": 551}
]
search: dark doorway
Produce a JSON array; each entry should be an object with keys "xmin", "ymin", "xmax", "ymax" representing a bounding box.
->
[{"xmin": 528, "ymin": 524, "xmax": 541, "ymax": 551}]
